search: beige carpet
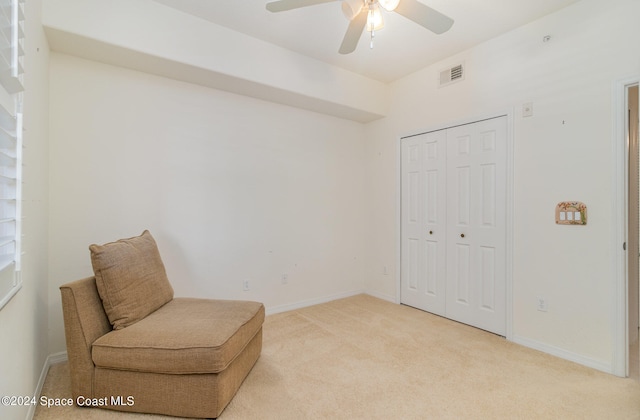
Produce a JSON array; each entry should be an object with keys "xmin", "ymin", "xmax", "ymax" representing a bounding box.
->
[{"xmin": 34, "ymin": 294, "xmax": 640, "ymax": 419}]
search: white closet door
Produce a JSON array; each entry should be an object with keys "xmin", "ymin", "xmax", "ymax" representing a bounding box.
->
[
  {"xmin": 400, "ymin": 130, "xmax": 447, "ymax": 315},
  {"xmin": 400, "ymin": 116, "xmax": 507, "ymax": 336},
  {"xmin": 445, "ymin": 117, "xmax": 507, "ymax": 335}
]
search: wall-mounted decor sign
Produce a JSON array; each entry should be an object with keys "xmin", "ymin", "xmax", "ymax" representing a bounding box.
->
[{"xmin": 555, "ymin": 201, "xmax": 587, "ymax": 225}]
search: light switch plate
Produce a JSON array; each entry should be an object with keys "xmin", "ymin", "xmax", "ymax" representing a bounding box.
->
[{"xmin": 555, "ymin": 201, "xmax": 587, "ymax": 225}]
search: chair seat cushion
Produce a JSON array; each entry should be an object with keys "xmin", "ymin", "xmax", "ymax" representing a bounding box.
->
[{"xmin": 92, "ymin": 297, "xmax": 265, "ymax": 374}]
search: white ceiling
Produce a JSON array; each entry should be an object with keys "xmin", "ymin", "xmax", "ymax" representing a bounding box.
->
[{"xmin": 153, "ymin": 0, "xmax": 581, "ymax": 83}]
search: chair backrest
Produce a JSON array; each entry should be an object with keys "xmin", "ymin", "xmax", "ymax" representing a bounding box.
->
[{"xmin": 59, "ymin": 276, "xmax": 112, "ymax": 398}]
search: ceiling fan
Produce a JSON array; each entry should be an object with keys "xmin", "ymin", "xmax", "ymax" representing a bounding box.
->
[{"xmin": 265, "ymin": 0, "xmax": 454, "ymax": 54}]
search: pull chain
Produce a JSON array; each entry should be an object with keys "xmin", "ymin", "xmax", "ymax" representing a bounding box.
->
[{"xmin": 368, "ymin": 1, "xmax": 375, "ymax": 49}]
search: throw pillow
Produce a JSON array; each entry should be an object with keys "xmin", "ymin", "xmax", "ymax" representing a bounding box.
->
[{"xmin": 89, "ymin": 230, "xmax": 174, "ymax": 330}]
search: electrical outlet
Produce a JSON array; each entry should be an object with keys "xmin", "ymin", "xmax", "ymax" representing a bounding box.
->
[
  {"xmin": 243, "ymin": 279, "xmax": 250, "ymax": 291},
  {"xmin": 536, "ymin": 296, "xmax": 548, "ymax": 312},
  {"xmin": 281, "ymin": 273, "xmax": 288, "ymax": 284}
]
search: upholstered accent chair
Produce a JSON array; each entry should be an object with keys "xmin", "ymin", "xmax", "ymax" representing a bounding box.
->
[{"xmin": 59, "ymin": 231, "xmax": 264, "ymax": 418}]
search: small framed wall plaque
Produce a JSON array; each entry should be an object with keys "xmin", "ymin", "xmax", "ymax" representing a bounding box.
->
[{"xmin": 555, "ymin": 201, "xmax": 587, "ymax": 225}]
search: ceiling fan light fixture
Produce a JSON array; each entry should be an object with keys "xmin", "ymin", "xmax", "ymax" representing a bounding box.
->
[
  {"xmin": 341, "ymin": 0, "xmax": 363, "ymax": 20},
  {"xmin": 378, "ymin": 0, "xmax": 400, "ymax": 12},
  {"xmin": 366, "ymin": 3, "xmax": 384, "ymax": 32}
]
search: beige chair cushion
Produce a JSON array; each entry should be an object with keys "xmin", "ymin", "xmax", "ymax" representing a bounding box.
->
[
  {"xmin": 89, "ymin": 230, "xmax": 174, "ymax": 330},
  {"xmin": 92, "ymin": 298, "xmax": 265, "ymax": 374}
]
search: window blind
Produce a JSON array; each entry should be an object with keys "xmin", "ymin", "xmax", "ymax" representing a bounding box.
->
[
  {"xmin": 0, "ymin": 103, "xmax": 22, "ymax": 309},
  {"xmin": 0, "ymin": 0, "xmax": 24, "ymax": 93},
  {"xmin": 0, "ymin": 0, "xmax": 23, "ymax": 310}
]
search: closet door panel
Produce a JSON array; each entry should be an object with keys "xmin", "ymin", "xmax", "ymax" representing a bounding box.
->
[
  {"xmin": 401, "ymin": 130, "xmax": 447, "ymax": 315},
  {"xmin": 401, "ymin": 136, "xmax": 423, "ymax": 309},
  {"xmin": 446, "ymin": 117, "xmax": 507, "ymax": 335}
]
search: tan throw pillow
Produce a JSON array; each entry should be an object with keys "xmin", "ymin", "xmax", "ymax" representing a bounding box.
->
[{"xmin": 89, "ymin": 230, "xmax": 174, "ymax": 330}]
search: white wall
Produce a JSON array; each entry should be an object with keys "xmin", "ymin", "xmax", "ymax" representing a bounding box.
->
[
  {"xmin": 364, "ymin": 0, "xmax": 640, "ymax": 372},
  {"xmin": 48, "ymin": 54, "xmax": 367, "ymax": 354},
  {"xmin": 0, "ymin": 2, "xmax": 51, "ymax": 420}
]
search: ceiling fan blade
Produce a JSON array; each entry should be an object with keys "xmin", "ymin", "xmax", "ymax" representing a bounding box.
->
[
  {"xmin": 266, "ymin": 0, "xmax": 337, "ymax": 13},
  {"xmin": 394, "ymin": 0, "xmax": 454, "ymax": 34},
  {"xmin": 339, "ymin": 8, "xmax": 367, "ymax": 54}
]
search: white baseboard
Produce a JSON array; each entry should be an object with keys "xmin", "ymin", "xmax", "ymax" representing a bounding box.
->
[
  {"xmin": 265, "ymin": 289, "xmax": 365, "ymax": 315},
  {"xmin": 511, "ymin": 335, "xmax": 614, "ymax": 375},
  {"xmin": 46, "ymin": 351, "xmax": 68, "ymax": 366},
  {"xmin": 364, "ymin": 289, "xmax": 397, "ymax": 304},
  {"xmin": 27, "ymin": 352, "xmax": 68, "ymax": 420}
]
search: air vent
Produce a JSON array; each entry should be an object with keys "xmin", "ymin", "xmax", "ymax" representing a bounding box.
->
[{"xmin": 439, "ymin": 63, "xmax": 465, "ymax": 87}]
